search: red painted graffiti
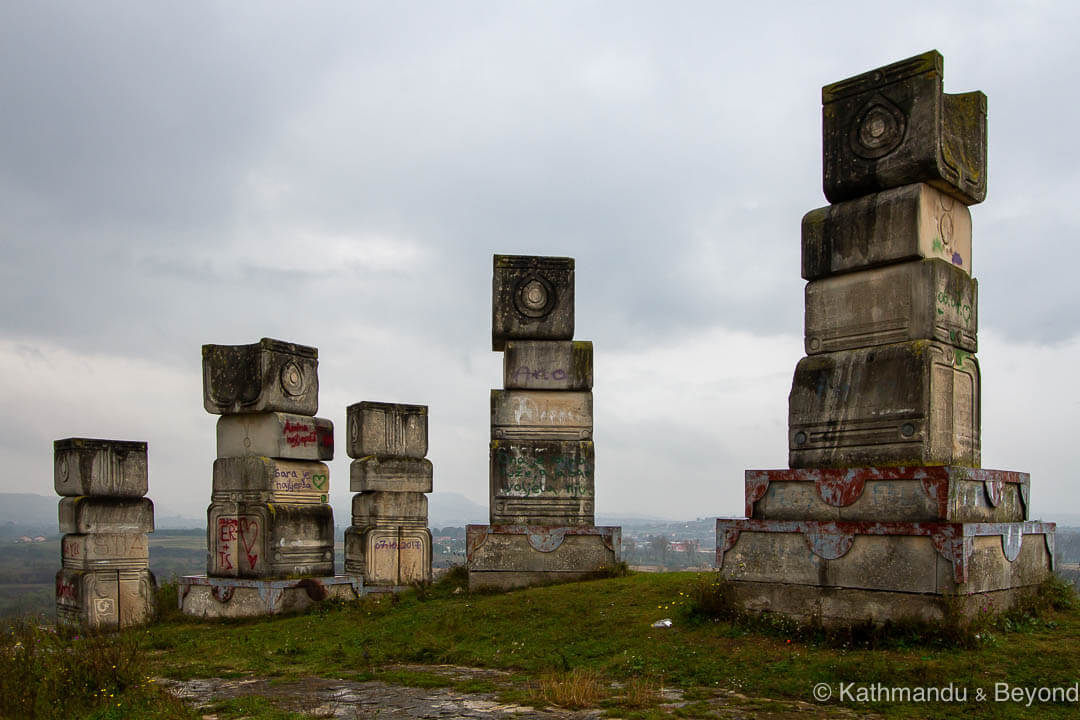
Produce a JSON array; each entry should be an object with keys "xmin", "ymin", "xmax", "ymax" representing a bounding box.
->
[{"xmin": 239, "ymin": 517, "xmax": 259, "ymax": 570}]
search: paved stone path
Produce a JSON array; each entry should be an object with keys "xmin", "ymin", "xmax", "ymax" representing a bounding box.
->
[{"xmin": 159, "ymin": 663, "xmax": 877, "ymax": 719}]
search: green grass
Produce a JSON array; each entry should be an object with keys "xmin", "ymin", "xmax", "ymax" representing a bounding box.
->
[{"xmin": 6, "ymin": 572, "xmax": 1080, "ymax": 719}]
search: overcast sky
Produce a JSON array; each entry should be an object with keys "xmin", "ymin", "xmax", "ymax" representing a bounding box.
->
[{"xmin": 2, "ymin": 1, "xmax": 1078, "ymax": 525}]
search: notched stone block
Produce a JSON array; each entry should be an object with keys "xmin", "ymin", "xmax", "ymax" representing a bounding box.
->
[
  {"xmin": 212, "ymin": 457, "xmax": 330, "ymax": 504},
  {"xmin": 490, "ymin": 390, "xmax": 593, "ymax": 441},
  {"xmin": 822, "ymin": 50, "xmax": 987, "ymax": 205},
  {"xmin": 490, "ymin": 440, "xmax": 595, "ymax": 526},
  {"xmin": 349, "ymin": 457, "xmax": 433, "ymax": 493},
  {"xmin": 802, "ymin": 183, "xmax": 972, "ymax": 280},
  {"xmin": 466, "ymin": 524, "xmax": 620, "ymax": 591},
  {"xmin": 745, "ymin": 467, "xmax": 1029, "ymax": 523},
  {"xmin": 351, "ymin": 491, "xmax": 429, "ymax": 527},
  {"xmin": 54, "ymin": 438, "xmax": 148, "ymax": 498},
  {"xmin": 504, "ymin": 340, "xmax": 593, "ymax": 390},
  {"xmin": 178, "ymin": 575, "xmax": 362, "ymax": 619},
  {"xmin": 346, "ymin": 402, "xmax": 428, "ymax": 459},
  {"xmin": 343, "ymin": 525, "xmax": 432, "ymax": 586},
  {"xmin": 202, "ymin": 338, "xmax": 319, "ymax": 416},
  {"xmin": 58, "ymin": 497, "xmax": 155, "ymax": 535},
  {"xmin": 56, "ymin": 568, "xmax": 156, "ymax": 629},
  {"xmin": 805, "ymin": 259, "xmax": 977, "ymax": 354},
  {"xmin": 492, "ymin": 255, "xmax": 575, "ymax": 351},
  {"xmin": 206, "ymin": 501, "xmax": 334, "ymax": 579},
  {"xmin": 61, "ymin": 533, "xmax": 149, "ymax": 571},
  {"xmin": 216, "ymin": 412, "xmax": 334, "ymax": 461},
  {"xmin": 789, "ymin": 341, "xmax": 980, "ymax": 468}
]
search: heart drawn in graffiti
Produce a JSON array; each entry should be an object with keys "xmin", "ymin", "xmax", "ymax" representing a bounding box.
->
[
  {"xmin": 312, "ymin": 474, "xmax": 328, "ymax": 490},
  {"xmin": 239, "ymin": 517, "xmax": 260, "ymax": 570}
]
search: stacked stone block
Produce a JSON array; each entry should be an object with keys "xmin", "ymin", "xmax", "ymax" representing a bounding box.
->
[
  {"xmin": 468, "ymin": 255, "xmax": 620, "ymax": 590},
  {"xmin": 716, "ymin": 51, "xmax": 1054, "ymax": 626},
  {"xmin": 202, "ymin": 338, "xmax": 335, "ymax": 579},
  {"xmin": 55, "ymin": 438, "xmax": 156, "ymax": 629},
  {"xmin": 344, "ymin": 402, "xmax": 433, "ymax": 588}
]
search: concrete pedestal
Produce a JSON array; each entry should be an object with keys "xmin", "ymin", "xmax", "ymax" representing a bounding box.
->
[
  {"xmin": 178, "ymin": 575, "xmax": 362, "ymax": 618},
  {"xmin": 466, "ymin": 524, "xmax": 620, "ymax": 591}
]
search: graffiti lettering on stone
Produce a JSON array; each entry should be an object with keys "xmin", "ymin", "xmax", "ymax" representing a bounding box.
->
[{"xmin": 283, "ymin": 420, "xmax": 317, "ymax": 448}]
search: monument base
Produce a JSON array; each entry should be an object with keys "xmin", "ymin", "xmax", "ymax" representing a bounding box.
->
[
  {"xmin": 722, "ymin": 580, "xmax": 1044, "ymax": 629},
  {"xmin": 179, "ymin": 575, "xmax": 363, "ymax": 618},
  {"xmin": 715, "ymin": 517, "xmax": 1055, "ymax": 627},
  {"xmin": 466, "ymin": 524, "xmax": 621, "ymax": 591}
]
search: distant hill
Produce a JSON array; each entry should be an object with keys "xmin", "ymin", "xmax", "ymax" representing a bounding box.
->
[
  {"xmin": 428, "ymin": 492, "xmax": 487, "ymax": 528},
  {"xmin": 0, "ymin": 493, "xmax": 57, "ymax": 535}
]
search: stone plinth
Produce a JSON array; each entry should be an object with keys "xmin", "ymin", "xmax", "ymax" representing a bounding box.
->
[
  {"xmin": 349, "ymin": 457, "xmax": 433, "ymax": 493},
  {"xmin": 351, "ymin": 491, "xmax": 428, "ymax": 526},
  {"xmin": 822, "ymin": 50, "xmax": 986, "ymax": 205},
  {"xmin": 346, "ymin": 402, "xmax": 428, "ymax": 459},
  {"xmin": 716, "ymin": 519, "xmax": 1054, "ymax": 595},
  {"xmin": 802, "ymin": 183, "xmax": 972, "ymax": 280},
  {"xmin": 344, "ymin": 526, "xmax": 432, "ymax": 586},
  {"xmin": 466, "ymin": 524, "xmax": 620, "ymax": 591},
  {"xmin": 216, "ymin": 413, "xmax": 334, "ymax": 460},
  {"xmin": 492, "ymin": 255, "xmax": 575, "ymax": 351},
  {"xmin": 804, "ymin": 259, "xmax": 977, "ymax": 354},
  {"xmin": 56, "ymin": 568, "xmax": 155, "ymax": 629},
  {"xmin": 202, "ymin": 338, "xmax": 319, "ymax": 416},
  {"xmin": 58, "ymin": 497, "xmax": 154, "ymax": 535},
  {"xmin": 178, "ymin": 575, "xmax": 362, "ymax": 618},
  {"xmin": 503, "ymin": 341, "xmax": 593, "ymax": 390},
  {"xmin": 789, "ymin": 340, "xmax": 980, "ymax": 468},
  {"xmin": 54, "ymin": 439, "xmax": 148, "ymax": 498},
  {"xmin": 745, "ymin": 467, "xmax": 1028, "ymax": 523},
  {"xmin": 207, "ymin": 501, "xmax": 334, "ymax": 578},
  {"xmin": 212, "ymin": 456, "xmax": 329, "ymax": 504}
]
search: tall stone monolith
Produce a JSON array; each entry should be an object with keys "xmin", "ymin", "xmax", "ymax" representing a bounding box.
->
[
  {"xmin": 467, "ymin": 255, "xmax": 621, "ymax": 590},
  {"xmin": 55, "ymin": 438, "xmax": 156, "ymax": 629},
  {"xmin": 715, "ymin": 50, "xmax": 1055, "ymax": 626}
]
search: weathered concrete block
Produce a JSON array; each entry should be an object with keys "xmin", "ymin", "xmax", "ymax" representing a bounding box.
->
[
  {"xmin": 349, "ymin": 457, "xmax": 433, "ymax": 493},
  {"xmin": 503, "ymin": 341, "xmax": 593, "ymax": 390},
  {"xmin": 721, "ymin": 581, "xmax": 1042, "ymax": 629},
  {"xmin": 490, "ymin": 440, "xmax": 594, "ymax": 525},
  {"xmin": 54, "ymin": 438, "xmax": 148, "ymax": 498},
  {"xmin": 216, "ymin": 412, "xmax": 334, "ymax": 461},
  {"xmin": 746, "ymin": 467, "xmax": 1029, "ymax": 523},
  {"xmin": 202, "ymin": 338, "xmax": 319, "ymax": 416},
  {"xmin": 466, "ymin": 524, "xmax": 620, "ymax": 591},
  {"xmin": 492, "ymin": 255, "xmax": 575, "ymax": 351},
  {"xmin": 62, "ymin": 533, "xmax": 149, "ymax": 571},
  {"xmin": 346, "ymin": 402, "xmax": 427, "ymax": 459},
  {"xmin": 178, "ymin": 575, "xmax": 362, "ymax": 619},
  {"xmin": 805, "ymin": 259, "xmax": 977, "ymax": 354},
  {"xmin": 56, "ymin": 568, "xmax": 155, "ymax": 629},
  {"xmin": 789, "ymin": 341, "xmax": 980, "ymax": 468},
  {"xmin": 491, "ymin": 390, "xmax": 593, "ymax": 441},
  {"xmin": 58, "ymin": 497, "xmax": 155, "ymax": 534},
  {"xmin": 715, "ymin": 519, "xmax": 1054, "ymax": 595},
  {"xmin": 351, "ymin": 491, "xmax": 428, "ymax": 526},
  {"xmin": 206, "ymin": 501, "xmax": 334, "ymax": 579},
  {"xmin": 343, "ymin": 525, "xmax": 432, "ymax": 586},
  {"xmin": 802, "ymin": 183, "xmax": 972, "ymax": 280},
  {"xmin": 822, "ymin": 50, "xmax": 987, "ymax": 205},
  {"xmin": 212, "ymin": 457, "xmax": 329, "ymax": 504}
]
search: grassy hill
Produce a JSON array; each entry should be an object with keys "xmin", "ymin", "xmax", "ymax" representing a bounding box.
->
[{"xmin": 2, "ymin": 570, "xmax": 1079, "ymax": 719}]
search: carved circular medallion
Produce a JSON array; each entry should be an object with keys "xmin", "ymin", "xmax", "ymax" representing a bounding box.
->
[
  {"xmin": 280, "ymin": 362, "xmax": 305, "ymax": 396},
  {"xmin": 938, "ymin": 213, "xmax": 954, "ymax": 250},
  {"xmin": 900, "ymin": 423, "xmax": 915, "ymax": 438},
  {"xmin": 348, "ymin": 417, "xmax": 359, "ymax": 444},
  {"xmin": 513, "ymin": 274, "xmax": 556, "ymax": 319},
  {"xmin": 793, "ymin": 431, "xmax": 808, "ymax": 446},
  {"xmin": 849, "ymin": 96, "xmax": 906, "ymax": 160},
  {"xmin": 57, "ymin": 455, "xmax": 69, "ymax": 484}
]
